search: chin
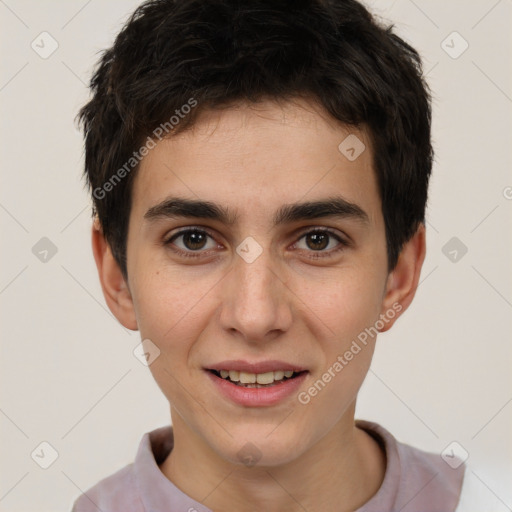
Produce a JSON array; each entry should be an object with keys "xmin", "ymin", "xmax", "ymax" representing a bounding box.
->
[{"xmin": 211, "ymin": 426, "xmax": 310, "ymax": 468}]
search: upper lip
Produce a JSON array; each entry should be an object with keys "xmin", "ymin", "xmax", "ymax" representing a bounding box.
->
[{"xmin": 206, "ymin": 360, "xmax": 308, "ymax": 374}]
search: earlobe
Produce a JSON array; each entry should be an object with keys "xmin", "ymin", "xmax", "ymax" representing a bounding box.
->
[
  {"xmin": 91, "ymin": 219, "xmax": 138, "ymax": 331},
  {"xmin": 379, "ymin": 223, "xmax": 426, "ymax": 333}
]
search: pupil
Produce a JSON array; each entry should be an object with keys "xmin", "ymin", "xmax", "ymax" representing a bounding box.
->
[
  {"xmin": 307, "ymin": 232, "xmax": 328, "ymax": 250},
  {"xmin": 184, "ymin": 231, "xmax": 206, "ymax": 250}
]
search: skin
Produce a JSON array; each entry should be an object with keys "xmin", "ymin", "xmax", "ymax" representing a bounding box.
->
[{"xmin": 92, "ymin": 98, "xmax": 426, "ymax": 512}]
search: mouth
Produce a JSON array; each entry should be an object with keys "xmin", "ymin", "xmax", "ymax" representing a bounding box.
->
[
  {"xmin": 207, "ymin": 368, "xmax": 307, "ymax": 388},
  {"xmin": 205, "ymin": 360, "xmax": 309, "ymax": 406}
]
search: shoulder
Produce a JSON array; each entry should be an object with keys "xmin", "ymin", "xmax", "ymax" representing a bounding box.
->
[
  {"xmin": 395, "ymin": 437, "xmax": 466, "ymax": 511},
  {"xmin": 71, "ymin": 463, "xmax": 144, "ymax": 512},
  {"xmin": 70, "ymin": 426, "xmax": 174, "ymax": 512},
  {"xmin": 356, "ymin": 420, "xmax": 465, "ymax": 511},
  {"xmin": 396, "ymin": 437, "xmax": 465, "ymax": 487}
]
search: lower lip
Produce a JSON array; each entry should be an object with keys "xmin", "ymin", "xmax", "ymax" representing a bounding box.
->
[{"xmin": 206, "ymin": 371, "xmax": 308, "ymax": 407}]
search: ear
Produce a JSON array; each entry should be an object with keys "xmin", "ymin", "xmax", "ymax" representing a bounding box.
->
[
  {"xmin": 379, "ymin": 223, "xmax": 426, "ymax": 333},
  {"xmin": 91, "ymin": 218, "xmax": 138, "ymax": 331}
]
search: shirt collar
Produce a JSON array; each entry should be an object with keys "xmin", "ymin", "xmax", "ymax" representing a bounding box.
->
[
  {"xmin": 134, "ymin": 425, "xmax": 212, "ymax": 512},
  {"xmin": 133, "ymin": 420, "xmax": 459, "ymax": 512}
]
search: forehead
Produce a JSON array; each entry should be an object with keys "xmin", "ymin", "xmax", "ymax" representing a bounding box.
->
[{"xmin": 131, "ymin": 99, "xmax": 381, "ymax": 227}]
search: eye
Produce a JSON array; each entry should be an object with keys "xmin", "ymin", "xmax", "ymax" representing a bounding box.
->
[
  {"xmin": 164, "ymin": 226, "xmax": 350, "ymax": 261},
  {"xmin": 164, "ymin": 228, "xmax": 219, "ymax": 258},
  {"xmin": 293, "ymin": 228, "xmax": 349, "ymax": 258}
]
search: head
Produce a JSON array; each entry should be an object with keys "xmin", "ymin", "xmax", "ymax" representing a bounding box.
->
[{"xmin": 81, "ymin": 0, "xmax": 430, "ymax": 466}]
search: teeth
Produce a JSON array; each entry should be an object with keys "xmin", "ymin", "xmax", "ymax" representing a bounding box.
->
[
  {"xmin": 274, "ymin": 370, "xmax": 284, "ymax": 380},
  {"xmin": 216, "ymin": 369, "xmax": 298, "ymax": 385},
  {"xmin": 256, "ymin": 372, "xmax": 274, "ymax": 385},
  {"xmin": 239, "ymin": 371, "xmax": 256, "ymax": 384}
]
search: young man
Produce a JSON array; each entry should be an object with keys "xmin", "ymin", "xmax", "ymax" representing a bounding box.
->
[{"xmin": 72, "ymin": 0, "xmax": 487, "ymax": 510}]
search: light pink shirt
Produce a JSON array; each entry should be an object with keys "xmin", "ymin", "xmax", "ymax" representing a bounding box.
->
[{"xmin": 71, "ymin": 420, "xmax": 465, "ymax": 511}]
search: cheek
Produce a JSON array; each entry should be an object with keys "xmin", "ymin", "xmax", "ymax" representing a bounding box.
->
[
  {"xmin": 132, "ymin": 265, "xmax": 209, "ymax": 338},
  {"xmin": 131, "ymin": 270, "xmax": 210, "ymax": 405},
  {"xmin": 311, "ymin": 269, "xmax": 385, "ymax": 342},
  {"xmin": 130, "ymin": 266, "xmax": 223, "ymax": 386},
  {"xmin": 302, "ymin": 267, "xmax": 384, "ymax": 387},
  {"xmin": 296, "ymin": 278, "xmax": 381, "ymax": 430}
]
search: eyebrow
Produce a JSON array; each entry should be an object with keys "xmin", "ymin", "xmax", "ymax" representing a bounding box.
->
[{"xmin": 144, "ymin": 196, "xmax": 369, "ymax": 226}]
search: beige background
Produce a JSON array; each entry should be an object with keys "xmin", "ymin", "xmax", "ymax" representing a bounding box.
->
[{"xmin": 1, "ymin": 1, "xmax": 511, "ymax": 510}]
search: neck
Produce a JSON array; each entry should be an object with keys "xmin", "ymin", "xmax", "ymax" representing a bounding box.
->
[{"xmin": 160, "ymin": 405, "xmax": 386, "ymax": 512}]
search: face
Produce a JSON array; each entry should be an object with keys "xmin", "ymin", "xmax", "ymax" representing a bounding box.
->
[{"xmin": 118, "ymin": 99, "xmax": 408, "ymax": 466}]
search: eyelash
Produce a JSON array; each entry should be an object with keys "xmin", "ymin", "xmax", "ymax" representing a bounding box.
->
[{"xmin": 163, "ymin": 226, "xmax": 350, "ymax": 260}]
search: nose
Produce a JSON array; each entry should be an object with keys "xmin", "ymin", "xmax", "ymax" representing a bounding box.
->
[{"xmin": 218, "ymin": 243, "xmax": 293, "ymax": 344}]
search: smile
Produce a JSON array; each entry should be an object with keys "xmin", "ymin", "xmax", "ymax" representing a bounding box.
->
[
  {"xmin": 210, "ymin": 369, "xmax": 303, "ymax": 388},
  {"xmin": 205, "ymin": 362, "xmax": 309, "ymax": 406}
]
